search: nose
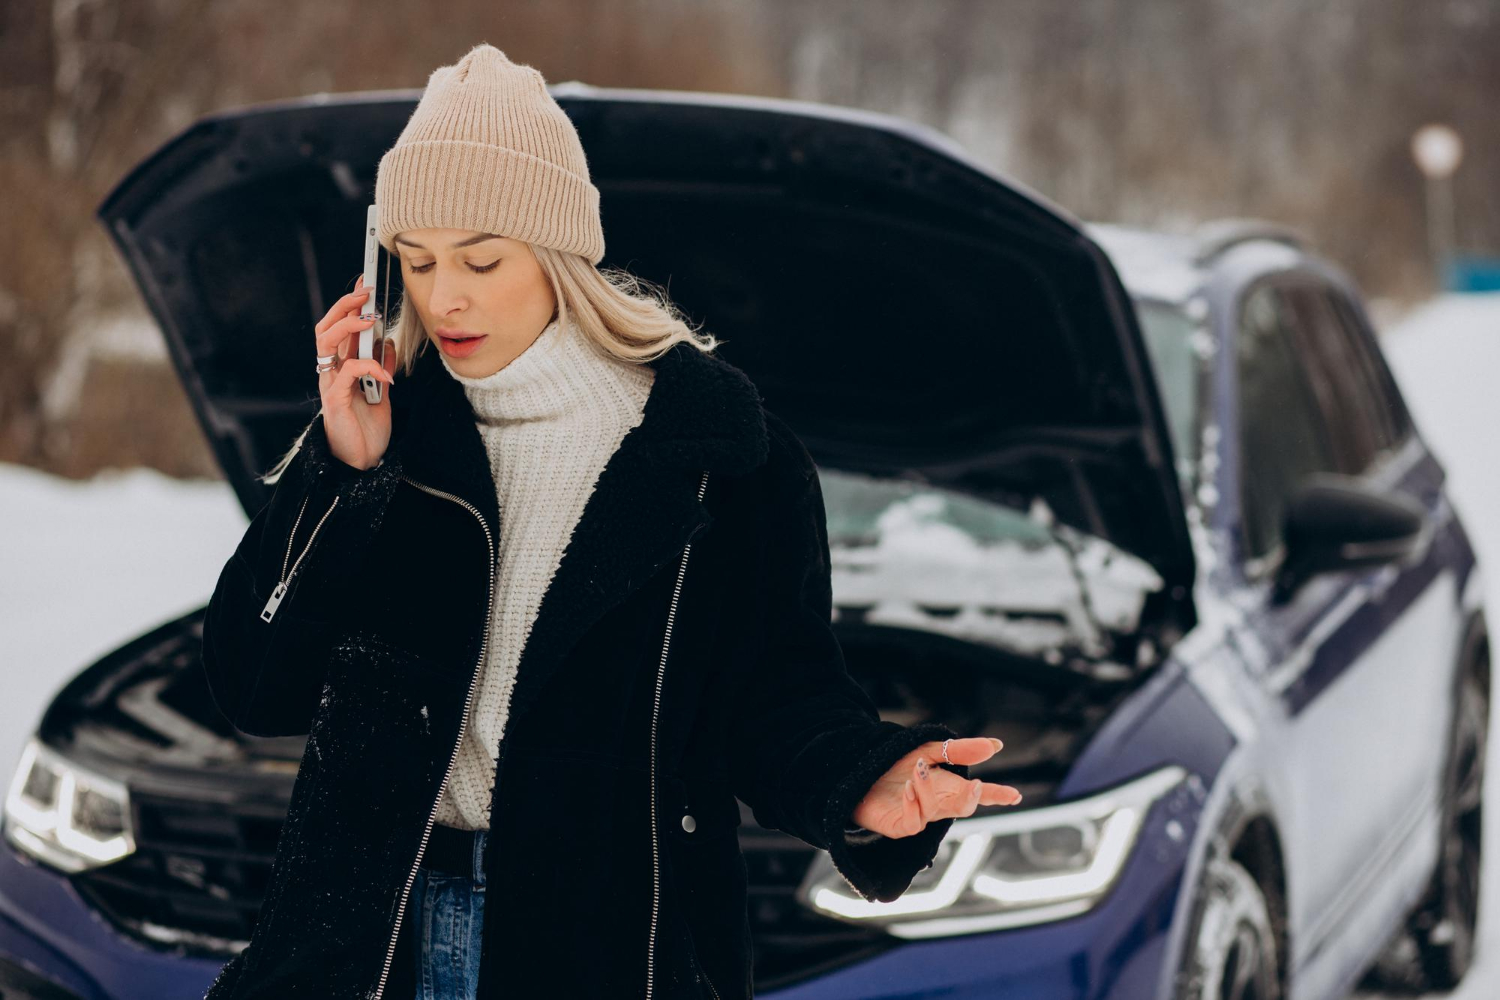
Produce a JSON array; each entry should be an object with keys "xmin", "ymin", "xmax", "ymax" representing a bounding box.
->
[{"xmin": 425, "ymin": 269, "xmax": 470, "ymax": 318}]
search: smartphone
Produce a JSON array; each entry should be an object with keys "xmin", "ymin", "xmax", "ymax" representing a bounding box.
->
[{"xmin": 358, "ymin": 203, "xmax": 388, "ymax": 405}]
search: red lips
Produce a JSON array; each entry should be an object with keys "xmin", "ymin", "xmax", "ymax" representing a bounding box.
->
[{"xmin": 437, "ymin": 331, "xmax": 488, "ymax": 358}]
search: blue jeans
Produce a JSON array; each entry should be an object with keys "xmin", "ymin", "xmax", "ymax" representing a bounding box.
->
[{"xmin": 409, "ymin": 828, "xmax": 487, "ymax": 999}]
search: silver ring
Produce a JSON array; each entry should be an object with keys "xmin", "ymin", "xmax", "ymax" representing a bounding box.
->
[
  {"xmin": 941, "ymin": 739, "xmax": 952, "ymax": 764},
  {"xmin": 315, "ymin": 359, "xmax": 337, "ymax": 374},
  {"xmin": 317, "ymin": 353, "xmax": 337, "ymax": 365}
]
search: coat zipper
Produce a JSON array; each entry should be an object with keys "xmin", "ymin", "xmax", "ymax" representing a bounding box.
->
[
  {"xmin": 691, "ymin": 948, "xmax": 724, "ymax": 1000},
  {"xmin": 369, "ymin": 474, "xmax": 497, "ymax": 1000},
  {"xmin": 647, "ymin": 469, "xmax": 715, "ymax": 1000},
  {"xmin": 261, "ymin": 493, "xmax": 341, "ymax": 622}
]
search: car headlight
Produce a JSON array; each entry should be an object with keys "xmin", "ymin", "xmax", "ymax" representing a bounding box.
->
[
  {"xmin": 3, "ymin": 737, "xmax": 136, "ymax": 872},
  {"xmin": 799, "ymin": 764, "xmax": 1189, "ymax": 938}
]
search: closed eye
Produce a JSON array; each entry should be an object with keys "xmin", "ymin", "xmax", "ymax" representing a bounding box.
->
[{"xmin": 407, "ymin": 260, "xmax": 500, "ymax": 275}]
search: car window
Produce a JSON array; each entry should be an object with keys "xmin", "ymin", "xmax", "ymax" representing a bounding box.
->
[
  {"xmin": 1279, "ymin": 284, "xmax": 1389, "ymax": 474},
  {"xmin": 1134, "ymin": 300, "xmax": 1201, "ymax": 489},
  {"xmin": 1325, "ymin": 289, "xmax": 1413, "ymax": 450},
  {"xmin": 1236, "ymin": 283, "xmax": 1336, "ymax": 562}
]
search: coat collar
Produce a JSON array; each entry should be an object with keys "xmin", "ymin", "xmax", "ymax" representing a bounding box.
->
[
  {"xmin": 384, "ymin": 333, "xmax": 769, "ymax": 731},
  {"xmin": 390, "ymin": 333, "xmax": 770, "ymax": 506}
]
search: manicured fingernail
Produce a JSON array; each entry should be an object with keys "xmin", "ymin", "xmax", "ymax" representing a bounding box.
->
[
  {"xmin": 989, "ymin": 738, "xmax": 1003, "ymax": 751},
  {"xmin": 904, "ymin": 780, "xmax": 914, "ymax": 801},
  {"xmin": 971, "ymin": 781, "xmax": 982, "ymax": 798}
]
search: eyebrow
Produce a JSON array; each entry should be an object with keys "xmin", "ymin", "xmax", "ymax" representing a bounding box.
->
[{"xmin": 393, "ymin": 233, "xmax": 504, "ymax": 250}]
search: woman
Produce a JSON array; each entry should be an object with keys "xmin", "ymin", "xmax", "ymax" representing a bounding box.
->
[{"xmin": 199, "ymin": 43, "xmax": 1021, "ymax": 1000}]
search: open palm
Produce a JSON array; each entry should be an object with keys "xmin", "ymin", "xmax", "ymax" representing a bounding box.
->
[{"xmin": 849, "ymin": 737, "xmax": 1022, "ymax": 839}]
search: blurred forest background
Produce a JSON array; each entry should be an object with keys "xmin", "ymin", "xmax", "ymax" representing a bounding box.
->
[{"xmin": 1, "ymin": 0, "xmax": 1496, "ymax": 479}]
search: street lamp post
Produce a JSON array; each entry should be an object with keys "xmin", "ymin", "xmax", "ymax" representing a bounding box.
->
[{"xmin": 1410, "ymin": 124, "xmax": 1464, "ymax": 287}]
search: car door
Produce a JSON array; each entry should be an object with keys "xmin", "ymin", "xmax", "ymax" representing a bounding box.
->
[
  {"xmin": 1228, "ymin": 276, "xmax": 1454, "ymax": 957},
  {"xmin": 1279, "ymin": 280, "xmax": 1458, "ymax": 874}
]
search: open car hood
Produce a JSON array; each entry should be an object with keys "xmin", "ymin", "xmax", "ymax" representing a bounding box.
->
[{"xmin": 96, "ymin": 85, "xmax": 1196, "ymax": 634}]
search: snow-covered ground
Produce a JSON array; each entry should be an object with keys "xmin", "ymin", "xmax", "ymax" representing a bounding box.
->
[
  {"xmin": 0, "ymin": 464, "xmax": 246, "ymax": 754},
  {"xmin": 0, "ymin": 291, "xmax": 1497, "ymax": 996}
]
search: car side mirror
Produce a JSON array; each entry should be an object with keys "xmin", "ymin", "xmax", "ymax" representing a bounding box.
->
[{"xmin": 1272, "ymin": 473, "xmax": 1426, "ymax": 604}]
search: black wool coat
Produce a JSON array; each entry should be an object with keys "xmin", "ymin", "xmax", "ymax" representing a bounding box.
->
[{"xmin": 197, "ymin": 336, "xmax": 967, "ymax": 999}]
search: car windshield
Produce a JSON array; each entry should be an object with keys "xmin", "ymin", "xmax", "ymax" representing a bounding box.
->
[
  {"xmin": 1134, "ymin": 299, "xmax": 1207, "ymax": 490},
  {"xmin": 819, "ymin": 467, "xmax": 1163, "ymax": 667}
]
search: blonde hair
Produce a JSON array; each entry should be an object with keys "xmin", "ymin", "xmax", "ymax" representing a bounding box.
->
[{"xmin": 259, "ymin": 243, "xmax": 721, "ymax": 485}]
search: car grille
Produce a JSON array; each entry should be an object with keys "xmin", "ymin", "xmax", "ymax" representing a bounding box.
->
[
  {"xmin": 71, "ymin": 790, "xmax": 284, "ymax": 956},
  {"xmin": 741, "ymin": 827, "xmax": 898, "ymax": 992}
]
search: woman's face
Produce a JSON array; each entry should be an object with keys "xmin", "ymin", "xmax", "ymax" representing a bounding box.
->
[{"xmin": 393, "ymin": 228, "xmax": 559, "ymax": 378}]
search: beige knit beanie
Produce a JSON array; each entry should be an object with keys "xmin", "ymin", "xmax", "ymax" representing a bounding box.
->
[{"xmin": 374, "ymin": 43, "xmax": 604, "ymax": 263}]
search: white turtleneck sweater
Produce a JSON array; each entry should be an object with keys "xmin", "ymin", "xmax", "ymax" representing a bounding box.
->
[{"xmin": 432, "ymin": 314, "xmax": 656, "ymax": 830}]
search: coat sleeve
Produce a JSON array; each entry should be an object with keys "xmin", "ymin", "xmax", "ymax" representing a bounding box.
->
[
  {"xmin": 725, "ymin": 412, "xmax": 968, "ymax": 904},
  {"xmin": 200, "ymin": 413, "xmax": 403, "ymax": 738}
]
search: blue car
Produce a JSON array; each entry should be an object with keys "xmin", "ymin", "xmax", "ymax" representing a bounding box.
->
[{"xmin": 1, "ymin": 87, "xmax": 1486, "ymax": 1000}]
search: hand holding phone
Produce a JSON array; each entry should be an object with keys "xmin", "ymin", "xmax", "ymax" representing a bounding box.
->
[
  {"xmin": 309, "ymin": 203, "xmax": 396, "ymax": 473},
  {"xmin": 313, "ymin": 274, "xmax": 395, "ymax": 471}
]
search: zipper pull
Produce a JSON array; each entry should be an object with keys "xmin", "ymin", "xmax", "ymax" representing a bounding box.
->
[{"xmin": 261, "ymin": 581, "xmax": 289, "ymax": 622}]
